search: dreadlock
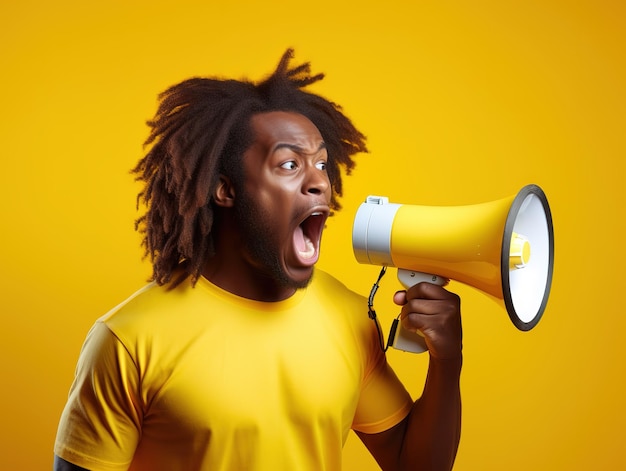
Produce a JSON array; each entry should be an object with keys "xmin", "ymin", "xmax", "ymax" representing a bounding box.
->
[{"xmin": 132, "ymin": 49, "xmax": 368, "ymax": 287}]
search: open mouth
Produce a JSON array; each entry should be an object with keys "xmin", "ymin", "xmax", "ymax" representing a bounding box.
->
[{"xmin": 293, "ymin": 211, "xmax": 328, "ymax": 264}]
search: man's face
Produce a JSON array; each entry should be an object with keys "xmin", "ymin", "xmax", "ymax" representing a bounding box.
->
[{"xmin": 234, "ymin": 111, "xmax": 332, "ymax": 290}]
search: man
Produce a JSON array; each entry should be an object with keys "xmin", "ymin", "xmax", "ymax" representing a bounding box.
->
[{"xmin": 54, "ymin": 49, "xmax": 462, "ymax": 471}]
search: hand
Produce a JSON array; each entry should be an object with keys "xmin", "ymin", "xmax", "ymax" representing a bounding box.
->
[{"xmin": 393, "ymin": 282, "xmax": 462, "ymax": 360}]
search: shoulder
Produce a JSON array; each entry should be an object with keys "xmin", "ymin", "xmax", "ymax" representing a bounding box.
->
[
  {"xmin": 307, "ymin": 269, "xmax": 373, "ymax": 333},
  {"xmin": 92, "ymin": 278, "xmax": 214, "ymax": 353},
  {"xmin": 306, "ymin": 269, "xmax": 371, "ymax": 320},
  {"xmin": 309, "ymin": 269, "xmax": 365, "ymax": 303},
  {"xmin": 98, "ymin": 277, "xmax": 208, "ymax": 328}
]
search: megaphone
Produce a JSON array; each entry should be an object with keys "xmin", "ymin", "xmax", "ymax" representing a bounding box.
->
[{"xmin": 352, "ymin": 184, "xmax": 554, "ymax": 353}]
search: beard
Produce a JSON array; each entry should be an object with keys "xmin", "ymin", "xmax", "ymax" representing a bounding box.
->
[{"xmin": 234, "ymin": 190, "xmax": 314, "ymax": 291}]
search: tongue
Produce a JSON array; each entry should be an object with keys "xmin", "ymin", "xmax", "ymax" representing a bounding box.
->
[{"xmin": 294, "ymin": 225, "xmax": 316, "ymax": 260}]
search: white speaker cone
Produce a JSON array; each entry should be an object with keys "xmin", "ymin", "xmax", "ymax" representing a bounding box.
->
[{"xmin": 502, "ymin": 185, "xmax": 554, "ymax": 331}]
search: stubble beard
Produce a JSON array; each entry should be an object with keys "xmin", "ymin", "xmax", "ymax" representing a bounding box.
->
[{"xmin": 235, "ymin": 191, "xmax": 314, "ymax": 291}]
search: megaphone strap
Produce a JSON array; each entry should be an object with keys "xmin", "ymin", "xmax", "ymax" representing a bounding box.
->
[{"xmin": 367, "ymin": 266, "xmax": 392, "ymax": 352}]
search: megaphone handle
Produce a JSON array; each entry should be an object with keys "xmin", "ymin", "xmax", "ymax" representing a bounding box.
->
[
  {"xmin": 397, "ymin": 269, "xmax": 448, "ymax": 289},
  {"xmin": 390, "ymin": 269, "xmax": 448, "ymax": 354},
  {"xmin": 389, "ymin": 317, "xmax": 429, "ymax": 353}
]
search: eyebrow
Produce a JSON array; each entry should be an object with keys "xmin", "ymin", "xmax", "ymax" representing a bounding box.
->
[{"xmin": 274, "ymin": 141, "xmax": 327, "ymax": 155}]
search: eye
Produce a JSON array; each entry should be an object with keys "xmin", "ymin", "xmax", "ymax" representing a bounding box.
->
[
  {"xmin": 316, "ymin": 161, "xmax": 327, "ymax": 171},
  {"xmin": 280, "ymin": 161, "xmax": 298, "ymax": 171}
]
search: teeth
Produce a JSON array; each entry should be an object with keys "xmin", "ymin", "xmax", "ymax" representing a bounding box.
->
[{"xmin": 311, "ymin": 212, "xmax": 322, "ymax": 216}]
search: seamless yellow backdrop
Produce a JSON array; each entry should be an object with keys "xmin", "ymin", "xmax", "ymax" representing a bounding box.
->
[{"xmin": 1, "ymin": 0, "xmax": 624, "ymax": 469}]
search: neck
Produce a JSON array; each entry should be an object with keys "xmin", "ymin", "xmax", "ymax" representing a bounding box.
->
[
  {"xmin": 202, "ymin": 258, "xmax": 297, "ymax": 302},
  {"xmin": 203, "ymin": 215, "xmax": 298, "ymax": 302}
]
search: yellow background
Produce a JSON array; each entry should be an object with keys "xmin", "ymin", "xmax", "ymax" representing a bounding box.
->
[{"xmin": 1, "ymin": 0, "xmax": 624, "ymax": 469}]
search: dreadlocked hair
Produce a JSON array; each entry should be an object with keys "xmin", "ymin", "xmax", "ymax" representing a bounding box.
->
[{"xmin": 132, "ymin": 48, "xmax": 368, "ymax": 287}]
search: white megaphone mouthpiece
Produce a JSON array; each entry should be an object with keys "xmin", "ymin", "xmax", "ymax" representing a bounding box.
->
[{"xmin": 352, "ymin": 184, "xmax": 554, "ymax": 353}]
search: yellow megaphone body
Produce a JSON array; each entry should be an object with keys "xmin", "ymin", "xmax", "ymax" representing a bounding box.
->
[{"xmin": 352, "ymin": 184, "xmax": 554, "ymax": 353}]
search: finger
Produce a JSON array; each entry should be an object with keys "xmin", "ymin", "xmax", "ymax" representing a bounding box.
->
[
  {"xmin": 405, "ymin": 281, "xmax": 455, "ymax": 301},
  {"xmin": 397, "ymin": 283, "xmax": 462, "ymax": 359},
  {"xmin": 393, "ymin": 290, "xmax": 407, "ymax": 305},
  {"xmin": 401, "ymin": 295, "xmax": 460, "ymax": 317},
  {"xmin": 398, "ymin": 291, "xmax": 461, "ymax": 330},
  {"xmin": 399, "ymin": 299, "xmax": 462, "ymax": 335}
]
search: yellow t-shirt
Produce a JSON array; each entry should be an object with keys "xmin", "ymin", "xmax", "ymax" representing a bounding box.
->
[{"xmin": 55, "ymin": 269, "xmax": 413, "ymax": 471}]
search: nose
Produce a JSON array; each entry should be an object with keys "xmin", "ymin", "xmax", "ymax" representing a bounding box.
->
[{"xmin": 303, "ymin": 164, "xmax": 330, "ymax": 196}]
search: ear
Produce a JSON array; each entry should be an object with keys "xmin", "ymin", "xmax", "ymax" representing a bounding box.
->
[{"xmin": 213, "ymin": 175, "xmax": 236, "ymax": 208}]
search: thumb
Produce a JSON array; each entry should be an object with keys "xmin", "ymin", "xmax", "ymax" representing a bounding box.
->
[{"xmin": 393, "ymin": 290, "xmax": 407, "ymax": 306}]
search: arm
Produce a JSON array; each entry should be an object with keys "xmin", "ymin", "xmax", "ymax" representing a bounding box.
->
[
  {"xmin": 54, "ymin": 323, "xmax": 141, "ymax": 471},
  {"xmin": 54, "ymin": 455, "xmax": 89, "ymax": 471},
  {"xmin": 357, "ymin": 282, "xmax": 462, "ymax": 471}
]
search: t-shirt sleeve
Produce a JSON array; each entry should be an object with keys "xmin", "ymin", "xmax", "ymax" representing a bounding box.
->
[
  {"xmin": 351, "ymin": 323, "xmax": 414, "ymax": 434},
  {"xmin": 54, "ymin": 321, "xmax": 142, "ymax": 471}
]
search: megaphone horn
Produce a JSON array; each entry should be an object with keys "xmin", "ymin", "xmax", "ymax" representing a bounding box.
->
[{"xmin": 352, "ymin": 184, "xmax": 554, "ymax": 352}]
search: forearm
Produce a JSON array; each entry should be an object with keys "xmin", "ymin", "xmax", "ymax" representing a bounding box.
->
[{"xmin": 401, "ymin": 355, "xmax": 462, "ymax": 471}]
